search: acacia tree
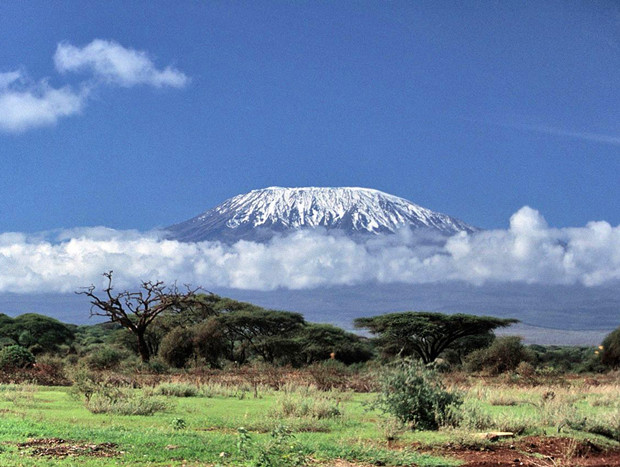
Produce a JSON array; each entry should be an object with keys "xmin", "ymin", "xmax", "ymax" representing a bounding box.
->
[
  {"xmin": 77, "ymin": 271, "xmax": 208, "ymax": 362},
  {"xmin": 216, "ymin": 308, "xmax": 306, "ymax": 363},
  {"xmin": 354, "ymin": 311, "xmax": 518, "ymax": 364}
]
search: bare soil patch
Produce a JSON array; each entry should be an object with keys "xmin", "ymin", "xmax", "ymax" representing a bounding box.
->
[
  {"xmin": 16, "ymin": 437, "xmax": 121, "ymax": 459},
  {"xmin": 437, "ymin": 436, "xmax": 620, "ymax": 467}
]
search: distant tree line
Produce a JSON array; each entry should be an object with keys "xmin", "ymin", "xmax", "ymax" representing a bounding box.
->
[{"xmin": 0, "ymin": 272, "xmax": 617, "ymax": 374}]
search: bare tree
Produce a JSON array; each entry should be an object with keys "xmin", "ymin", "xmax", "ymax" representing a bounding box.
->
[{"xmin": 77, "ymin": 271, "xmax": 207, "ymax": 362}]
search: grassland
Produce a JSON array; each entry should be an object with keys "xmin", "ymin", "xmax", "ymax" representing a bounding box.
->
[{"xmin": 0, "ymin": 374, "xmax": 619, "ymax": 466}]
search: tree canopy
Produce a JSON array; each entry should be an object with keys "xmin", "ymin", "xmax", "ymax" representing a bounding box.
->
[
  {"xmin": 216, "ymin": 308, "xmax": 306, "ymax": 363},
  {"xmin": 354, "ymin": 311, "xmax": 518, "ymax": 364},
  {"xmin": 297, "ymin": 323, "xmax": 373, "ymax": 364},
  {"xmin": 0, "ymin": 313, "xmax": 75, "ymax": 354}
]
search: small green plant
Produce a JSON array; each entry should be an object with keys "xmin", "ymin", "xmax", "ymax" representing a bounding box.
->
[
  {"xmin": 379, "ymin": 416, "xmax": 406, "ymax": 443},
  {"xmin": 171, "ymin": 417, "xmax": 187, "ymax": 430},
  {"xmin": 234, "ymin": 425, "xmax": 309, "ymax": 467},
  {"xmin": 374, "ymin": 359, "xmax": 462, "ymax": 430},
  {"xmin": 236, "ymin": 426, "xmax": 252, "ymax": 459}
]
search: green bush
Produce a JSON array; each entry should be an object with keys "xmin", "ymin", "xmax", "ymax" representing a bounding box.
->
[
  {"xmin": 465, "ymin": 336, "xmax": 532, "ymax": 375},
  {"xmin": 601, "ymin": 327, "xmax": 620, "ymax": 370},
  {"xmin": 0, "ymin": 345, "xmax": 35, "ymax": 369},
  {"xmin": 158, "ymin": 326, "xmax": 195, "ymax": 368},
  {"xmin": 374, "ymin": 359, "xmax": 462, "ymax": 430},
  {"xmin": 84, "ymin": 391, "xmax": 168, "ymax": 415},
  {"xmin": 70, "ymin": 368, "xmax": 167, "ymax": 415},
  {"xmin": 84, "ymin": 345, "xmax": 130, "ymax": 370},
  {"xmin": 271, "ymin": 393, "xmax": 343, "ymax": 420},
  {"xmin": 154, "ymin": 382, "xmax": 200, "ymax": 397},
  {"xmin": 456, "ymin": 399, "xmax": 493, "ymax": 430}
]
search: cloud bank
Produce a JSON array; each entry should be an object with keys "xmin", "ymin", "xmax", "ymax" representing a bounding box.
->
[
  {"xmin": 0, "ymin": 40, "xmax": 188, "ymax": 132},
  {"xmin": 0, "ymin": 207, "xmax": 618, "ymax": 294}
]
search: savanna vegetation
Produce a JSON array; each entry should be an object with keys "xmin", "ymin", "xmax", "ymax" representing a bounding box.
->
[{"xmin": 0, "ymin": 272, "xmax": 618, "ymax": 466}]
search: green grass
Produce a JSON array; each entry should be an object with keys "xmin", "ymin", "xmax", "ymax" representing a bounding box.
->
[
  {"xmin": 0, "ymin": 385, "xmax": 456, "ymax": 466},
  {"xmin": 0, "ymin": 380, "xmax": 618, "ymax": 466}
]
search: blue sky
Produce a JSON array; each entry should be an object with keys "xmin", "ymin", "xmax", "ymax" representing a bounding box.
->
[{"xmin": 1, "ymin": 0, "xmax": 618, "ymax": 233}]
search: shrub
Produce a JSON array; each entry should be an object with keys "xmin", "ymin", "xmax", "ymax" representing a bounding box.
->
[
  {"xmin": 0, "ymin": 345, "xmax": 35, "ymax": 369},
  {"xmin": 84, "ymin": 390, "xmax": 168, "ymax": 415},
  {"xmin": 308, "ymin": 360, "xmax": 351, "ymax": 391},
  {"xmin": 154, "ymin": 382, "xmax": 200, "ymax": 397},
  {"xmin": 0, "ymin": 337, "xmax": 16, "ymax": 348},
  {"xmin": 271, "ymin": 393, "xmax": 343, "ymax": 420},
  {"xmin": 465, "ymin": 336, "xmax": 532, "ymax": 375},
  {"xmin": 192, "ymin": 318, "xmax": 226, "ymax": 368},
  {"xmin": 84, "ymin": 345, "xmax": 130, "ymax": 370},
  {"xmin": 456, "ymin": 399, "xmax": 493, "ymax": 430},
  {"xmin": 158, "ymin": 326, "xmax": 195, "ymax": 368},
  {"xmin": 530, "ymin": 345, "xmax": 597, "ymax": 373},
  {"xmin": 71, "ymin": 367, "xmax": 167, "ymax": 415},
  {"xmin": 601, "ymin": 327, "xmax": 620, "ymax": 369},
  {"xmin": 29, "ymin": 355, "xmax": 70, "ymax": 386},
  {"xmin": 375, "ymin": 359, "xmax": 462, "ymax": 430}
]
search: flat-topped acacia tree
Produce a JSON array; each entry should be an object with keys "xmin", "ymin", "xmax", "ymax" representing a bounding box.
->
[
  {"xmin": 77, "ymin": 271, "xmax": 210, "ymax": 362},
  {"xmin": 354, "ymin": 311, "xmax": 518, "ymax": 364}
]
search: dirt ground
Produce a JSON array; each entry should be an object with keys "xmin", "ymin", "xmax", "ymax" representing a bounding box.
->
[
  {"xmin": 437, "ymin": 436, "xmax": 620, "ymax": 467},
  {"xmin": 13, "ymin": 436, "xmax": 620, "ymax": 466},
  {"xmin": 325, "ymin": 436, "xmax": 620, "ymax": 467},
  {"xmin": 15, "ymin": 438, "xmax": 121, "ymax": 459}
]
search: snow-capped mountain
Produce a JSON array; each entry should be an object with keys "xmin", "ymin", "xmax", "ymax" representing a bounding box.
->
[{"xmin": 166, "ymin": 187, "xmax": 477, "ymax": 242}]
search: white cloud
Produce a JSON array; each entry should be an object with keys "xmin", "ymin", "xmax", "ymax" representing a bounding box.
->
[
  {"xmin": 494, "ymin": 121, "xmax": 620, "ymax": 147},
  {"xmin": 0, "ymin": 40, "xmax": 188, "ymax": 133},
  {"xmin": 0, "ymin": 71, "xmax": 87, "ymax": 132},
  {"xmin": 0, "ymin": 207, "xmax": 618, "ymax": 294},
  {"xmin": 519, "ymin": 123, "xmax": 620, "ymax": 147},
  {"xmin": 0, "ymin": 71, "xmax": 22, "ymax": 89},
  {"xmin": 54, "ymin": 39, "xmax": 188, "ymax": 88}
]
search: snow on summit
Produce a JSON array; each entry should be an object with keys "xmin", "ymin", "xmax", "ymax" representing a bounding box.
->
[{"xmin": 166, "ymin": 187, "xmax": 477, "ymax": 243}]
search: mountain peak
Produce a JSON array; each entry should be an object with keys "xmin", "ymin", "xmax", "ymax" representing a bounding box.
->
[{"xmin": 166, "ymin": 186, "xmax": 477, "ymax": 243}]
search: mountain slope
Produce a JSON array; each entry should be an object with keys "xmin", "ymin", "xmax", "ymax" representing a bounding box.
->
[{"xmin": 166, "ymin": 186, "xmax": 477, "ymax": 242}]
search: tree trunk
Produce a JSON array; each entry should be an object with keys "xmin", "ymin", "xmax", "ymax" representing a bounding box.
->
[{"xmin": 136, "ymin": 331, "xmax": 151, "ymax": 362}]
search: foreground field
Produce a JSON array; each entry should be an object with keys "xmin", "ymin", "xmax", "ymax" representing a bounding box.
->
[{"xmin": 0, "ymin": 377, "xmax": 619, "ymax": 466}]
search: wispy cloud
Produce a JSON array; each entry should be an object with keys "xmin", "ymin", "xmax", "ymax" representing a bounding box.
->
[
  {"xmin": 0, "ymin": 40, "xmax": 188, "ymax": 133},
  {"xmin": 0, "ymin": 71, "xmax": 22, "ymax": 89},
  {"xmin": 0, "ymin": 71, "xmax": 87, "ymax": 133},
  {"xmin": 54, "ymin": 40, "xmax": 188, "ymax": 88},
  {"xmin": 501, "ymin": 122, "xmax": 620, "ymax": 147},
  {"xmin": 0, "ymin": 207, "xmax": 618, "ymax": 293}
]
